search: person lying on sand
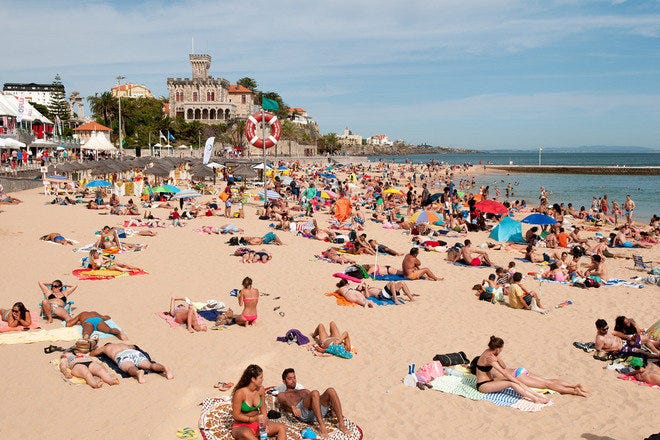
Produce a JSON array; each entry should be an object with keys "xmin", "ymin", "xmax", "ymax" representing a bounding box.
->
[
  {"xmin": 40, "ymin": 232, "xmax": 75, "ymax": 245},
  {"xmin": 169, "ymin": 297, "xmax": 207, "ymax": 333},
  {"xmin": 0, "ymin": 302, "xmax": 31, "ymax": 328},
  {"xmin": 311, "ymin": 321, "xmax": 352, "ymax": 354},
  {"xmin": 59, "ymin": 338, "xmax": 119, "ymax": 388},
  {"xmin": 363, "ymin": 263, "xmax": 403, "ymax": 277},
  {"xmin": 0, "ymin": 195, "xmax": 21, "ymax": 204},
  {"xmin": 66, "ymin": 311, "xmax": 128, "ymax": 341},
  {"xmin": 241, "ymin": 250, "xmax": 272, "ymax": 263},
  {"xmin": 368, "ymin": 239, "xmax": 403, "ymax": 256},
  {"xmin": 321, "ymin": 247, "xmax": 355, "ymax": 264},
  {"xmin": 356, "ymin": 279, "xmax": 417, "ymax": 304},
  {"xmin": 335, "ymin": 279, "xmax": 373, "ymax": 308},
  {"xmin": 277, "ymin": 368, "xmax": 350, "ymax": 436},
  {"xmin": 90, "ymin": 342, "xmax": 174, "ymax": 383},
  {"xmin": 629, "ymin": 357, "xmax": 660, "ymax": 386},
  {"xmin": 88, "ymin": 249, "xmax": 141, "ymax": 273},
  {"xmin": 239, "ymin": 232, "xmax": 283, "ymax": 246},
  {"xmin": 472, "ymin": 336, "xmax": 586, "ymax": 399}
]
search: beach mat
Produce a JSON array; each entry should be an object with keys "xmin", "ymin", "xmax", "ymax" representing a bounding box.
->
[
  {"xmin": 0, "ymin": 314, "xmax": 42, "ymax": 332},
  {"xmin": 0, "ymin": 326, "xmax": 80, "ymax": 345},
  {"xmin": 373, "ymin": 274, "xmax": 409, "ymax": 281},
  {"xmin": 617, "ymin": 374, "xmax": 659, "ymax": 389},
  {"xmin": 366, "ymin": 297, "xmax": 396, "ymax": 306},
  {"xmin": 72, "ymin": 268, "xmax": 147, "ymax": 280},
  {"xmin": 198, "ymin": 396, "xmax": 363, "ymax": 440},
  {"xmin": 325, "ymin": 292, "xmax": 358, "ymax": 307}
]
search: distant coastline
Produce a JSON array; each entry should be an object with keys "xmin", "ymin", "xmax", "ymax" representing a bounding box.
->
[{"xmin": 486, "ymin": 165, "xmax": 660, "ymax": 176}]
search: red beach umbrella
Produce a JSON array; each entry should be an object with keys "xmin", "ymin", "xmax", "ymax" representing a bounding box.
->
[{"xmin": 475, "ymin": 200, "xmax": 508, "ymax": 215}]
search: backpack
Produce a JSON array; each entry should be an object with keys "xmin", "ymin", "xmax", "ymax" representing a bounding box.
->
[{"xmin": 433, "ymin": 351, "xmax": 470, "ymax": 366}]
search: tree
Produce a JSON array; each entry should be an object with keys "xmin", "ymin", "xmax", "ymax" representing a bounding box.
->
[
  {"xmin": 318, "ymin": 133, "xmax": 340, "ymax": 155},
  {"xmin": 29, "ymin": 102, "xmax": 52, "ymax": 120},
  {"xmin": 48, "ymin": 74, "xmax": 69, "ymax": 122},
  {"xmin": 237, "ymin": 77, "xmax": 258, "ymax": 92},
  {"xmin": 87, "ymin": 92, "xmax": 117, "ymax": 128}
]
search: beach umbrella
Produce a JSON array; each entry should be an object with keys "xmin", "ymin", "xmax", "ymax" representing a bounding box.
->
[
  {"xmin": 319, "ymin": 172, "xmax": 337, "ymax": 179},
  {"xmin": 86, "ymin": 179, "xmax": 112, "ymax": 188},
  {"xmin": 261, "ymin": 190, "xmax": 281, "ymax": 200},
  {"xmin": 152, "ymin": 184, "xmax": 180, "ymax": 193},
  {"xmin": 383, "ymin": 188, "xmax": 404, "ymax": 196},
  {"xmin": 521, "ymin": 213, "xmax": 557, "ymax": 225},
  {"xmin": 205, "ymin": 162, "xmax": 224, "ymax": 169},
  {"xmin": 277, "ymin": 166, "xmax": 289, "ymax": 171},
  {"xmin": 280, "ymin": 176, "xmax": 294, "ymax": 185},
  {"xmin": 317, "ymin": 190, "xmax": 338, "ymax": 199},
  {"xmin": 429, "ymin": 193, "xmax": 442, "ymax": 203},
  {"xmin": 252, "ymin": 163, "xmax": 272, "ymax": 169},
  {"xmin": 171, "ymin": 189, "xmax": 202, "ymax": 199},
  {"xmin": 411, "ymin": 209, "xmax": 444, "ymax": 225},
  {"xmin": 475, "ymin": 200, "xmax": 508, "ymax": 215}
]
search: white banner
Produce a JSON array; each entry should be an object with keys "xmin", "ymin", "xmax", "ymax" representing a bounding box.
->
[
  {"xmin": 202, "ymin": 137, "xmax": 215, "ymax": 164},
  {"xmin": 16, "ymin": 97, "xmax": 25, "ymax": 123}
]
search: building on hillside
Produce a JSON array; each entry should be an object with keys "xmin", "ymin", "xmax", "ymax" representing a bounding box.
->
[
  {"xmin": 338, "ymin": 126, "xmax": 362, "ymax": 147},
  {"xmin": 287, "ymin": 107, "xmax": 316, "ymax": 126},
  {"xmin": 2, "ymin": 82, "xmax": 64, "ymax": 107},
  {"xmin": 73, "ymin": 121, "xmax": 112, "ymax": 144},
  {"xmin": 367, "ymin": 133, "xmax": 393, "ymax": 146},
  {"xmin": 111, "ymin": 83, "xmax": 152, "ymax": 99},
  {"xmin": 166, "ymin": 54, "xmax": 254, "ymax": 124}
]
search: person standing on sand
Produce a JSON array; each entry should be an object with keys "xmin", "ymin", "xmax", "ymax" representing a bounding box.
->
[{"xmin": 624, "ymin": 195, "xmax": 636, "ymax": 226}]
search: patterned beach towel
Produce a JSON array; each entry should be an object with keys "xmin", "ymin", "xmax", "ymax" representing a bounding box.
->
[
  {"xmin": 198, "ymin": 397, "xmax": 363, "ymax": 440},
  {"xmin": 72, "ymin": 268, "xmax": 147, "ymax": 280}
]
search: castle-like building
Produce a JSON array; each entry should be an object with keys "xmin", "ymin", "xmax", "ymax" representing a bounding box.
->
[{"xmin": 166, "ymin": 54, "xmax": 254, "ymax": 124}]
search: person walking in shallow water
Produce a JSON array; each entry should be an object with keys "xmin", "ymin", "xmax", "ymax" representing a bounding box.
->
[{"xmin": 624, "ymin": 194, "xmax": 636, "ymax": 226}]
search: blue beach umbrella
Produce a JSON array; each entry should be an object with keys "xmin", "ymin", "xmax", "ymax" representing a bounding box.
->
[
  {"xmin": 86, "ymin": 179, "xmax": 112, "ymax": 188},
  {"xmin": 171, "ymin": 189, "xmax": 202, "ymax": 199},
  {"xmin": 319, "ymin": 173, "xmax": 337, "ymax": 179},
  {"xmin": 521, "ymin": 213, "xmax": 557, "ymax": 225}
]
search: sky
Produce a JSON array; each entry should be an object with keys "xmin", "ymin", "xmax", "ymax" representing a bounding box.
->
[{"xmin": 2, "ymin": 0, "xmax": 660, "ymax": 149}]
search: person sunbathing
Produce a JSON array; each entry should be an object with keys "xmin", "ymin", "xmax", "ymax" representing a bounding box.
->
[
  {"xmin": 629, "ymin": 357, "xmax": 660, "ymax": 386},
  {"xmin": 471, "ymin": 336, "xmax": 550, "ymax": 404},
  {"xmin": 169, "ymin": 297, "xmax": 207, "ymax": 332},
  {"xmin": 241, "ymin": 250, "xmax": 272, "ymax": 263},
  {"xmin": 473, "ymin": 336, "xmax": 587, "ymax": 398},
  {"xmin": 66, "ymin": 311, "xmax": 128, "ymax": 340},
  {"xmin": 402, "ymin": 247, "xmax": 441, "ymax": 280},
  {"xmin": 39, "ymin": 280, "xmax": 77, "ymax": 323},
  {"xmin": 88, "ymin": 249, "xmax": 140, "ymax": 273},
  {"xmin": 235, "ymin": 277, "xmax": 260, "ymax": 326},
  {"xmin": 363, "ymin": 263, "xmax": 403, "ymax": 277},
  {"xmin": 335, "ymin": 279, "xmax": 374, "ymax": 307},
  {"xmin": 90, "ymin": 342, "xmax": 174, "ymax": 383},
  {"xmin": 0, "ymin": 302, "xmax": 32, "ymax": 328},
  {"xmin": 239, "ymin": 232, "xmax": 283, "ymax": 246},
  {"xmin": 40, "ymin": 232, "xmax": 75, "ymax": 245},
  {"xmin": 0, "ymin": 195, "xmax": 21, "ymax": 204},
  {"xmin": 356, "ymin": 279, "xmax": 417, "ymax": 304},
  {"xmin": 311, "ymin": 321, "xmax": 352, "ymax": 354},
  {"xmin": 59, "ymin": 339, "xmax": 119, "ymax": 388},
  {"xmin": 368, "ymin": 239, "xmax": 402, "ymax": 256},
  {"xmin": 321, "ymin": 247, "xmax": 355, "ymax": 264},
  {"xmin": 86, "ymin": 200, "xmax": 109, "ymax": 209}
]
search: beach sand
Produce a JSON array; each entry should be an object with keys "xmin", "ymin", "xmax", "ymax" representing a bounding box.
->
[{"xmin": 0, "ymin": 174, "xmax": 658, "ymax": 440}]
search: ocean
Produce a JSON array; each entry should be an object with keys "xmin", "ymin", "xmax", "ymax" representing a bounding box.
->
[{"xmin": 369, "ymin": 151, "xmax": 660, "ymax": 221}]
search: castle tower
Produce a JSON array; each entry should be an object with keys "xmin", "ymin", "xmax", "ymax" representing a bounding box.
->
[{"xmin": 189, "ymin": 54, "xmax": 211, "ymax": 79}]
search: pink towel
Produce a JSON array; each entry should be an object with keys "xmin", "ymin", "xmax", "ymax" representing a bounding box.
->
[
  {"xmin": 0, "ymin": 314, "xmax": 43, "ymax": 332},
  {"xmin": 617, "ymin": 374, "xmax": 659, "ymax": 389},
  {"xmin": 156, "ymin": 311, "xmax": 180, "ymax": 328}
]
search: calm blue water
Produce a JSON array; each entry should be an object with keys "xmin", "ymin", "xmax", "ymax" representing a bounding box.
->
[{"xmin": 369, "ymin": 152, "xmax": 660, "ymax": 220}]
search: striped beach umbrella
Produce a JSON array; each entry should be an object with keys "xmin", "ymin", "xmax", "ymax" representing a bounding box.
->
[{"xmin": 411, "ymin": 209, "xmax": 443, "ymax": 224}]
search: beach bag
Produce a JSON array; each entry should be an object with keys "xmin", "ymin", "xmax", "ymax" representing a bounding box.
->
[
  {"xmin": 345, "ymin": 265, "xmax": 366, "ymax": 279},
  {"xmin": 433, "ymin": 351, "xmax": 470, "ymax": 366},
  {"xmin": 415, "ymin": 360, "xmax": 444, "ymax": 385},
  {"xmin": 403, "ymin": 364, "xmax": 417, "ymax": 387}
]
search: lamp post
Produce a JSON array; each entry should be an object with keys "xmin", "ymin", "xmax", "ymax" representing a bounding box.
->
[
  {"xmin": 116, "ymin": 75, "xmax": 125, "ymax": 156},
  {"xmin": 538, "ymin": 145, "xmax": 543, "ymax": 166}
]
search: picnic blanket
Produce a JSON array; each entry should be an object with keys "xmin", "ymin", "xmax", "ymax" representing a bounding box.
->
[
  {"xmin": 0, "ymin": 326, "xmax": 80, "ymax": 345},
  {"xmin": 72, "ymin": 268, "xmax": 147, "ymax": 280},
  {"xmin": 430, "ymin": 369, "xmax": 553, "ymax": 412},
  {"xmin": 198, "ymin": 396, "xmax": 363, "ymax": 440}
]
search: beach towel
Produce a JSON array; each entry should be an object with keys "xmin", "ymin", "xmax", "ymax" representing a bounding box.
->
[
  {"xmin": 72, "ymin": 268, "xmax": 147, "ymax": 280},
  {"xmin": 325, "ymin": 292, "xmax": 358, "ymax": 307},
  {"xmin": 0, "ymin": 326, "xmax": 80, "ymax": 345},
  {"xmin": 603, "ymin": 279, "xmax": 644, "ymax": 289},
  {"xmin": 276, "ymin": 329, "xmax": 311, "ymax": 345},
  {"xmin": 198, "ymin": 397, "xmax": 363, "ymax": 440},
  {"xmin": 372, "ymin": 274, "xmax": 410, "ymax": 281},
  {"xmin": 72, "ymin": 243, "xmax": 97, "ymax": 253},
  {"xmin": 156, "ymin": 311, "xmax": 206, "ymax": 329},
  {"xmin": 646, "ymin": 319, "xmax": 660, "ymax": 339},
  {"xmin": 430, "ymin": 370, "xmax": 551, "ymax": 412},
  {"xmin": 366, "ymin": 296, "xmax": 396, "ymax": 306},
  {"xmin": 0, "ymin": 314, "xmax": 42, "ymax": 332}
]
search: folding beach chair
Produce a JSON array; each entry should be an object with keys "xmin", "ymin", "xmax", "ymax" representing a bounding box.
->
[{"xmin": 632, "ymin": 254, "xmax": 653, "ymax": 271}]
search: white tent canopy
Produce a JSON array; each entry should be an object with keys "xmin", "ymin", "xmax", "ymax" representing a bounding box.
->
[
  {"xmin": 0, "ymin": 138, "xmax": 26, "ymax": 149},
  {"xmin": 81, "ymin": 132, "xmax": 117, "ymax": 151},
  {"xmin": 0, "ymin": 92, "xmax": 53, "ymax": 124}
]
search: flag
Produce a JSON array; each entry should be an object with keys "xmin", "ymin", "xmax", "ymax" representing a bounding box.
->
[
  {"xmin": 261, "ymin": 97, "xmax": 279, "ymax": 111},
  {"xmin": 159, "ymin": 131, "xmax": 167, "ymax": 141},
  {"xmin": 203, "ymin": 137, "xmax": 215, "ymax": 165},
  {"xmin": 168, "ymin": 131, "xmax": 175, "ymax": 141}
]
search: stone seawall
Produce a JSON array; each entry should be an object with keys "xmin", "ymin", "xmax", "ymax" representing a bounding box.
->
[
  {"xmin": 0, "ymin": 173, "xmax": 43, "ymax": 193},
  {"xmin": 487, "ymin": 165, "xmax": 660, "ymax": 176}
]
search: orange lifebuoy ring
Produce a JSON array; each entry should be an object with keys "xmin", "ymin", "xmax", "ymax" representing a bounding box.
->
[{"xmin": 244, "ymin": 112, "xmax": 281, "ymax": 149}]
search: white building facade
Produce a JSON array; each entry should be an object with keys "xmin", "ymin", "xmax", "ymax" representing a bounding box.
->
[{"xmin": 2, "ymin": 83, "xmax": 63, "ymax": 107}]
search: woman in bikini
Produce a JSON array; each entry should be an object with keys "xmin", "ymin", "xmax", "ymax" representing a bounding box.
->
[
  {"xmin": 231, "ymin": 364, "xmax": 286, "ymax": 440},
  {"xmin": 363, "ymin": 263, "xmax": 403, "ymax": 276},
  {"xmin": 472, "ymin": 336, "xmax": 549, "ymax": 403},
  {"xmin": 335, "ymin": 279, "xmax": 374, "ymax": 308},
  {"xmin": 356, "ymin": 279, "xmax": 417, "ymax": 304},
  {"xmin": 0, "ymin": 302, "xmax": 32, "ymax": 328},
  {"xmin": 236, "ymin": 277, "xmax": 260, "ymax": 326},
  {"xmin": 39, "ymin": 280, "xmax": 77, "ymax": 323},
  {"xmin": 59, "ymin": 339, "xmax": 119, "ymax": 388},
  {"xmin": 311, "ymin": 322, "xmax": 352, "ymax": 354},
  {"xmin": 89, "ymin": 249, "xmax": 141, "ymax": 273},
  {"xmin": 169, "ymin": 297, "xmax": 207, "ymax": 333}
]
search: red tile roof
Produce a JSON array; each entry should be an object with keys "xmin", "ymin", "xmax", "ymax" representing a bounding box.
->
[
  {"xmin": 228, "ymin": 85, "xmax": 253, "ymax": 93},
  {"xmin": 74, "ymin": 121, "xmax": 111, "ymax": 132},
  {"xmin": 288, "ymin": 107, "xmax": 306, "ymax": 113}
]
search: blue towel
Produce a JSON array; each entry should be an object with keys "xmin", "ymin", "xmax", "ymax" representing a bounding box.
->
[
  {"xmin": 325, "ymin": 343, "xmax": 353, "ymax": 359},
  {"xmin": 373, "ymin": 274, "xmax": 408, "ymax": 281},
  {"xmin": 367, "ymin": 297, "xmax": 396, "ymax": 306},
  {"xmin": 198, "ymin": 310, "xmax": 221, "ymax": 321}
]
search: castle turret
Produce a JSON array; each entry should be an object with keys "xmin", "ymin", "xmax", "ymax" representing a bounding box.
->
[{"xmin": 189, "ymin": 54, "xmax": 211, "ymax": 80}]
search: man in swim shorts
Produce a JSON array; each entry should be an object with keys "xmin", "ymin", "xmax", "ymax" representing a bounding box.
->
[
  {"xmin": 593, "ymin": 319, "xmax": 656, "ymax": 359},
  {"xmin": 402, "ymin": 247, "xmax": 442, "ymax": 281},
  {"xmin": 277, "ymin": 368, "xmax": 349, "ymax": 436},
  {"xmin": 458, "ymin": 239, "xmax": 493, "ymax": 266},
  {"xmin": 91, "ymin": 342, "xmax": 174, "ymax": 383},
  {"xmin": 66, "ymin": 311, "xmax": 128, "ymax": 341}
]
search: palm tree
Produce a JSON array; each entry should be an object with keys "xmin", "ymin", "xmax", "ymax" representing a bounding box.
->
[{"xmin": 87, "ymin": 92, "xmax": 117, "ymax": 127}]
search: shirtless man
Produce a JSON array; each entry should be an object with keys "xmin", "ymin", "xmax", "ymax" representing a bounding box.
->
[
  {"xmin": 402, "ymin": 248, "xmax": 441, "ymax": 281},
  {"xmin": 90, "ymin": 341, "xmax": 174, "ymax": 384},
  {"xmin": 594, "ymin": 319, "xmax": 654, "ymax": 359},
  {"xmin": 458, "ymin": 239, "xmax": 493, "ymax": 266},
  {"xmin": 623, "ymin": 195, "xmax": 636, "ymax": 226},
  {"xmin": 66, "ymin": 311, "xmax": 128, "ymax": 341},
  {"xmin": 277, "ymin": 368, "xmax": 349, "ymax": 436}
]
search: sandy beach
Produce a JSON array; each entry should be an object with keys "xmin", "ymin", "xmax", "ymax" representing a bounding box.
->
[{"xmin": 0, "ymin": 163, "xmax": 658, "ymax": 440}]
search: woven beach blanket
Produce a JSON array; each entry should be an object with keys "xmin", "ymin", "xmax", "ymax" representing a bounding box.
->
[{"xmin": 198, "ymin": 397, "xmax": 363, "ymax": 440}]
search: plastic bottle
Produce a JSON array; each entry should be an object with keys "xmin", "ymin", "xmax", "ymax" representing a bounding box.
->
[{"xmin": 258, "ymin": 419, "xmax": 268, "ymax": 440}]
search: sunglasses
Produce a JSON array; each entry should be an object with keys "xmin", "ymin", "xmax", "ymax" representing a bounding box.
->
[
  {"xmin": 12, "ymin": 309, "xmax": 19, "ymax": 312},
  {"xmin": 52, "ymin": 285, "xmax": 62, "ymax": 289},
  {"xmin": 599, "ymin": 327, "xmax": 609, "ymax": 332}
]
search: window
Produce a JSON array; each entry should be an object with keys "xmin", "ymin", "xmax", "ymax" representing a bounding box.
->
[
  {"xmin": 193, "ymin": 92, "xmax": 198, "ymax": 102},
  {"xmin": 241, "ymin": 95, "xmax": 246, "ymax": 104},
  {"xmin": 211, "ymin": 91, "xmax": 215, "ymax": 101}
]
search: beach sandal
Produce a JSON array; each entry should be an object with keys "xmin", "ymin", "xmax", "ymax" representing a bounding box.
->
[
  {"xmin": 573, "ymin": 341, "xmax": 593, "ymax": 353},
  {"xmin": 273, "ymin": 306, "xmax": 280, "ymax": 311},
  {"xmin": 44, "ymin": 345, "xmax": 64, "ymax": 354},
  {"xmin": 213, "ymin": 381, "xmax": 234, "ymax": 391},
  {"xmin": 273, "ymin": 296, "xmax": 281, "ymax": 300},
  {"xmin": 279, "ymin": 311, "xmax": 285, "ymax": 317}
]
